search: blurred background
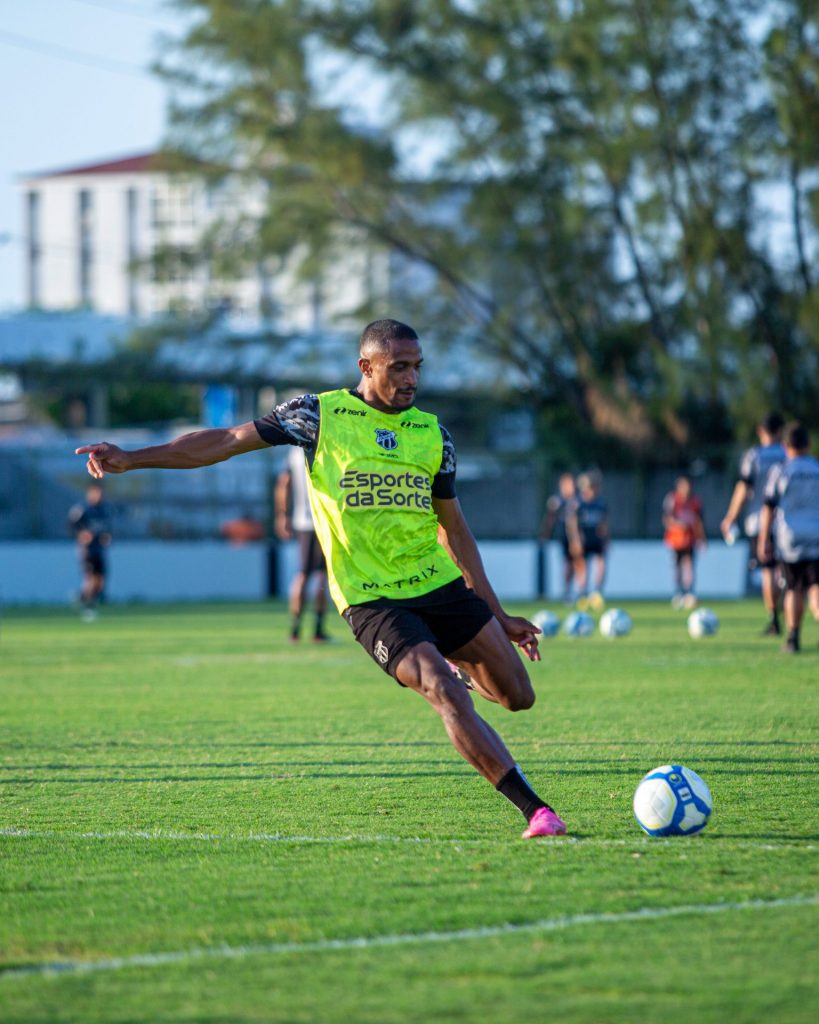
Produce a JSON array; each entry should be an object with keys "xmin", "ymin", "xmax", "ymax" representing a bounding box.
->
[{"xmin": 1, "ymin": 1, "xmax": 817, "ymax": 604}]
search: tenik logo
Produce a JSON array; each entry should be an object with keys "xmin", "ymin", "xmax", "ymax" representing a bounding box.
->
[
  {"xmin": 374, "ymin": 640, "xmax": 390, "ymax": 665},
  {"xmin": 375, "ymin": 428, "xmax": 398, "ymax": 451}
]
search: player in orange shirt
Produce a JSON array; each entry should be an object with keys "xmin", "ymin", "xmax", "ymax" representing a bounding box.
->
[{"xmin": 663, "ymin": 476, "xmax": 706, "ymax": 609}]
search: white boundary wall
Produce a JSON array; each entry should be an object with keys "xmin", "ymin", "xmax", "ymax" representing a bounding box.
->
[
  {"xmin": 0, "ymin": 542, "xmax": 268, "ymax": 605},
  {"xmin": 1, "ymin": 540, "xmax": 748, "ymax": 605},
  {"xmin": 544, "ymin": 540, "xmax": 748, "ymax": 600}
]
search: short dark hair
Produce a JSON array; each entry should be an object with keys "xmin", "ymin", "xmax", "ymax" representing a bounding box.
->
[
  {"xmin": 785, "ymin": 422, "xmax": 809, "ymax": 451},
  {"xmin": 761, "ymin": 411, "xmax": 784, "ymax": 435},
  {"xmin": 359, "ymin": 319, "xmax": 418, "ymax": 357}
]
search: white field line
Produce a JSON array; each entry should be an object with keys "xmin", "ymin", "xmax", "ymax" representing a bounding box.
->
[
  {"xmin": 0, "ymin": 827, "xmax": 814, "ymax": 851},
  {"xmin": 2, "ymin": 895, "xmax": 816, "ymax": 980}
]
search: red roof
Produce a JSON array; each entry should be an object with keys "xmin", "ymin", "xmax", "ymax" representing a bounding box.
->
[{"xmin": 30, "ymin": 152, "xmax": 164, "ymax": 179}]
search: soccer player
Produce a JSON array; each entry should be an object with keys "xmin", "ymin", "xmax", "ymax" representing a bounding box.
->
[
  {"xmin": 567, "ymin": 471, "xmax": 608, "ymax": 610},
  {"xmin": 68, "ymin": 482, "xmax": 112, "ymax": 621},
  {"xmin": 275, "ymin": 445, "xmax": 331, "ymax": 642},
  {"xmin": 538, "ymin": 472, "xmax": 577, "ymax": 603},
  {"xmin": 721, "ymin": 411, "xmax": 786, "ymax": 635},
  {"xmin": 662, "ymin": 476, "xmax": 706, "ymax": 609},
  {"xmin": 758, "ymin": 423, "xmax": 819, "ymax": 654},
  {"xmin": 75, "ymin": 319, "xmax": 566, "ymax": 838}
]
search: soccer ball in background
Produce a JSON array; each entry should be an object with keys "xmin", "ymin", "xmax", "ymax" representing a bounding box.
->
[
  {"xmin": 633, "ymin": 764, "xmax": 713, "ymax": 837},
  {"xmin": 599, "ymin": 608, "xmax": 632, "ymax": 638},
  {"xmin": 532, "ymin": 609, "xmax": 561, "ymax": 638},
  {"xmin": 687, "ymin": 607, "xmax": 719, "ymax": 638},
  {"xmin": 563, "ymin": 611, "xmax": 594, "ymax": 637}
]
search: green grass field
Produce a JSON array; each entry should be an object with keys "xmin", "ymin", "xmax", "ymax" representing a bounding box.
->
[{"xmin": 1, "ymin": 599, "xmax": 817, "ymax": 1023}]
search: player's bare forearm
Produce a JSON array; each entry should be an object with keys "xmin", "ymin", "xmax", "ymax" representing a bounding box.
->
[
  {"xmin": 434, "ymin": 497, "xmax": 503, "ymax": 617},
  {"xmin": 432, "ymin": 497, "xmax": 541, "ymax": 661},
  {"xmin": 538, "ymin": 513, "xmax": 556, "ymax": 541},
  {"xmin": 721, "ymin": 482, "xmax": 748, "ymax": 533},
  {"xmin": 757, "ymin": 505, "xmax": 773, "ymax": 561},
  {"xmin": 76, "ymin": 422, "xmax": 267, "ymax": 477}
]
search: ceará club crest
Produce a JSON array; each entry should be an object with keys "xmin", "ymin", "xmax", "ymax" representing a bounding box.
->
[{"xmin": 375, "ymin": 429, "xmax": 398, "ymax": 451}]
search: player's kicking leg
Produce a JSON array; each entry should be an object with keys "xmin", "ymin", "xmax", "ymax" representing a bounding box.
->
[{"xmin": 396, "ymin": 625, "xmax": 567, "ymax": 837}]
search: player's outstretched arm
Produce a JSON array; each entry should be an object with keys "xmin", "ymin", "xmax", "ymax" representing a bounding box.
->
[
  {"xmin": 76, "ymin": 422, "xmax": 268, "ymax": 479},
  {"xmin": 720, "ymin": 481, "xmax": 748, "ymax": 538},
  {"xmin": 434, "ymin": 496, "xmax": 541, "ymax": 662},
  {"xmin": 757, "ymin": 504, "xmax": 773, "ymax": 563}
]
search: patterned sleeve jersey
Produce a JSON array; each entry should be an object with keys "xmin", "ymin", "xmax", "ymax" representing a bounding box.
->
[
  {"xmin": 254, "ymin": 391, "xmax": 457, "ymax": 499},
  {"xmin": 738, "ymin": 442, "xmax": 786, "ymax": 536},
  {"xmin": 763, "ymin": 455, "xmax": 819, "ymax": 562}
]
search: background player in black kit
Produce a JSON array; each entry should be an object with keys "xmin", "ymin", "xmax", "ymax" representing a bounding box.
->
[
  {"xmin": 68, "ymin": 482, "xmax": 112, "ymax": 621},
  {"xmin": 538, "ymin": 472, "xmax": 578, "ymax": 603},
  {"xmin": 568, "ymin": 471, "xmax": 609, "ymax": 610}
]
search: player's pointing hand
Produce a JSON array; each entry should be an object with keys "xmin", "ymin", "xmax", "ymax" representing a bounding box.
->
[{"xmin": 75, "ymin": 442, "xmax": 129, "ymax": 478}]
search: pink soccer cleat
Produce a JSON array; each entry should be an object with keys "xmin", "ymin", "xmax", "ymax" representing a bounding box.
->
[
  {"xmin": 445, "ymin": 660, "xmax": 475, "ymax": 691},
  {"xmin": 521, "ymin": 806, "xmax": 567, "ymax": 838}
]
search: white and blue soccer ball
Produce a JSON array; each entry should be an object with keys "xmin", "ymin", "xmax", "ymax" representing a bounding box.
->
[
  {"xmin": 532, "ymin": 609, "xmax": 561, "ymax": 638},
  {"xmin": 599, "ymin": 608, "xmax": 632, "ymax": 638},
  {"xmin": 687, "ymin": 607, "xmax": 719, "ymax": 638},
  {"xmin": 563, "ymin": 610, "xmax": 594, "ymax": 637},
  {"xmin": 633, "ymin": 764, "xmax": 713, "ymax": 837}
]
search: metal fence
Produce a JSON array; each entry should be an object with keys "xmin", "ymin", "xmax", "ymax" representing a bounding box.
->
[{"xmin": 0, "ymin": 435, "xmax": 738, "ymax": 543}]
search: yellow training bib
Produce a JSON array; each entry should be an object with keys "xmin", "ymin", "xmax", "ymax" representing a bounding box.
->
[{"xmin": 304, "ymin": 390, "xmax": 462, "ymax": 611}]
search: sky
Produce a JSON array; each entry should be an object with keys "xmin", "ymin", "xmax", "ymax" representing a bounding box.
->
[{"xmin": 0, "ymin": 0, "xmax": 185, "ymax": 311}]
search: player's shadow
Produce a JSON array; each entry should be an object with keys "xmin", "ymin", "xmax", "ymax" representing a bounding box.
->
[
  {"xmin": 0, "ymin": 768, "xmax": 474, "ymax": 784},
  {"xmin": 1, "ymin": 739, "xmax": 453, "ymax": 751},
  {"xmin": 0, "ymin": 757, "xmax": 458, "ymax": 771},
  {"xmin": 522, "ymin": 761, "xmax": 819, "ymax": 776},
  {"xmin": 701, "ymin": 832, "xmax": 819, "ymax": 841}
]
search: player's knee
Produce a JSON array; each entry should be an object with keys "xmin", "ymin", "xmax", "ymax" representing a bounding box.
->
[
  {"xmin": 426, "ymin": 671, "xmax": 470, "ymax": 714},
  {"xmin": 499, "ymin": 668, "xmax": 535, "ymax": 712},
  {"xmin": 503, "ymin": 685, "xmax": 535, "ymax": 712}
]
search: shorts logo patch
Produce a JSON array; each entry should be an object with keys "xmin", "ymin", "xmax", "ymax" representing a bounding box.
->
[
  {"xmin": 374, "ymin": 429, "xmax": 398, "ymax": 451},
  {"xmin": 374, "ymin": 640, "xmax": 390, "ymax": 664}
]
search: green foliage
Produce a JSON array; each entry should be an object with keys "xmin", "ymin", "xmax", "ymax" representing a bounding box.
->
[
  {"xmin": 159, "ymin": 0, "xmax": 819, "ymax": 450},
  {"xmin": 1, "ymin": 600, "xmax": 817, "ymax": 1022},
  {"xmin": 106, "ymin": 381, "xmax": 201, "ymax": 428}
]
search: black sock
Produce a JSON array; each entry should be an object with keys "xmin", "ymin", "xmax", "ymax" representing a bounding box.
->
[
  {"xmin": 314, "ymin": 612, "xmax": 325, "ymax": 636},
  {"xmin": 771, "ymin": 609, "xmax": 780, "ymax": 628},
  {"xmin": 290, "ymin": 615, "xmax": 301, "ymax": 637},
  {"xmin": 787, "ymin": 628, "xmax": 800, "ymax": 648},
  {"xmin": 495, "ymin": 766, "xmax": 549, "ymax": 822}
]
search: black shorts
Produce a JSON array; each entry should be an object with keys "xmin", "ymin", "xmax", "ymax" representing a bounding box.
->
[
  {"xmin": 747, "ymin": 535, "xmax": 777, "ymax": 571},
  {"xmin": 296, "ymin": 530, "xmax": 326, "ymax": 574},
  {"xmin": 82, "ymin": 551, "xmax": 105, "ymax": 576},
  {"xmin": 781, "ymin": 559, "xmax": 819, "ymax": 592},
  {"xmin": 582, "ymin": 538, "xmax": 606, "ymax": 558},
  {"xmin": 673, "ymin": 548, "xmax": 695, "ymax": 564},
  {"xmin": 343, "ymin": 577, "xmax": 494, "ymax": 680}
]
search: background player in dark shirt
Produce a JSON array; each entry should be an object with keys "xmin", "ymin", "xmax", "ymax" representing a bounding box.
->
[
  {"xmin": 567, "ymin": 471, "xmax": 609, "ymax": 610},
  {"xmin": 538, "ymin": 472, "xmax": 577, "ymax": 603},
  {"xmin": 68, "ymin": 483, "xmax": 112, "ymax": 621},
  {"xmin": 721, "ymin": 411, "xmax": 786, "ymax": 635},
  {"xmin": 758, "ymin": 423, "xmax": 819, "ymax": 654}
]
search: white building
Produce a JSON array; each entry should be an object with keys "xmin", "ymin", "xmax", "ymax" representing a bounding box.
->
[{"xmin": 20, "ymin": 152, "xmax": 385, "ymax": 330}]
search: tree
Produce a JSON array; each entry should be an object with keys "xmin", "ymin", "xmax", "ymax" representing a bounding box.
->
[{"xmin": 158, "ymin": 0, "xmax": 819, "ymax": 453}]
